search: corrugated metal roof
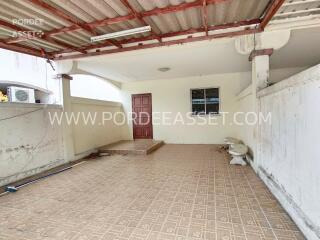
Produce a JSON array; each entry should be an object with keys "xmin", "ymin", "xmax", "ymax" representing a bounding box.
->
[
  {"xmin": 1, "ymin": 0, "xmax": 313, "ymax": 59},
  {"xmin": 273, "ymin": 0, "xmax": 320, "ymax": 21}
]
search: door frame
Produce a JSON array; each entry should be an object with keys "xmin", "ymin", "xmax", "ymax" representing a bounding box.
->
[{"xmin": 131, "ymin": 93, "xmax": 153, "ymax": 139}]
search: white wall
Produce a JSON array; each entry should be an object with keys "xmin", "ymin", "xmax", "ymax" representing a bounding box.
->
[
  {"xmin": 256, "ymin": 65, "xmax": 320, "ymax": 240},
  {"xmin": 269, "ymin": 66, "xmax": 308, "ymax": 84},
  {"xmin": 0, "ymin": 83, "xmax": 124, "ymax": 186},
  {"xmin": 235, "ymin": 85, "xmax": 256, "ymax": 157},
  {"xmin": 235, "ymin": 66, "xmax": 312, "ymax": 158},
  {"xmin": 0, "ymin": 49, "xmax": 61, "ymax": 104},
  {"xmin": 121, "ymin": 72, "xmax": 251, "ymax": 143},
  {"xmin": 235, "ymin": 65, "xmax": 320, "ymax": 240},
  {"xmin": 71, "ymin": 97, "xmax": 124, "ymax": 155},
  {"xmin": 0, "ymin": 49, "xmax": 57, "ymax": 88},
  {"xmin": 0, "ymin": 104, "xmax": 65, "ymax": 186},
  {"xmin": 70, "ymin": 74, "xmax": 121, "ymax": 102}
]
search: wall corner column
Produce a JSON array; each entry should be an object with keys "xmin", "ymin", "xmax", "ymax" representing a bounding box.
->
[
  {"xmin": 249, "ymin": 49, "xmax": 273, "ymax": 171},
  {"xmin": 249, "ymin": 48, "xmax": 273, "ymax": 93},
  {"xmin": 55, "ymin": 74, "xmax": 75, "ymax": 162}
]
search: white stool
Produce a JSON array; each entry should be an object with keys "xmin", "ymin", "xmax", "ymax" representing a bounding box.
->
[
  {"xmin": 228, "ymin": 144, "xmax": 248, "ymax": 166},
  {"xmin": 224, "ymin": 137, "xmax": 241, "ymax": 150}
]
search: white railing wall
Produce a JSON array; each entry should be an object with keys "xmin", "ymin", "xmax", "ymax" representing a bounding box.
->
[{"xmin": 236, "ymin": 64, "xmax": 320, "ymax": 240}]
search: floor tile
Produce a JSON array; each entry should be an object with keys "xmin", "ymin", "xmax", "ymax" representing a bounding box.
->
[{"xmin": 0, "ymin": 145, "xmax": 305, "ymax": 240}]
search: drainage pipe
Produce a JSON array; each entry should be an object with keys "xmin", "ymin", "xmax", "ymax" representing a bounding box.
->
[{"xmin": 0, "ymin": 161, "xmax": 86, "ymax": 197}]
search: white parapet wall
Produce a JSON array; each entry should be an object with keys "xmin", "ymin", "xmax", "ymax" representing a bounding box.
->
[
  {"xmin": 0, "ymin": 98, "xmax": 125, "ymax": 187},
  {"xmin": 71, "ymin": 97, "xmax": 124, "ymax": 157},
  {"xmin": 0, "ymin": 103, "xmax": 65, "ymax": 187},
  {"xmin": 256, "ymin": 64, "xmax": 320, "ymax": 240},
  {"xmin": 235, "ymin": 85, "xmax": 256, "ymax": 159}
]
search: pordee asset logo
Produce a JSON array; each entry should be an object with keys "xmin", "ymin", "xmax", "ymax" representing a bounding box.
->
[{"xmin": 48, "ymin": 111, "xmax": 272, "ymax": 126}]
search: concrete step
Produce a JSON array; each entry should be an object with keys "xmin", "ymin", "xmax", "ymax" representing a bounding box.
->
[{"xmin": 99, "ymin": 140, "xmax": 164, "ymax": 155}]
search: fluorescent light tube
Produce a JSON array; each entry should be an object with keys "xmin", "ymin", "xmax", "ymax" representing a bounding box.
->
[{"xmin": 91, "ymin": 26, "xmax": 151, "ymax": 42}]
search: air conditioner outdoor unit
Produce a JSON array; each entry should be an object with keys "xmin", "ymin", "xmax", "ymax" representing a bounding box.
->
[{"xmin": 7, "ymin": 86, "xmax": 35, "ymax": 103}]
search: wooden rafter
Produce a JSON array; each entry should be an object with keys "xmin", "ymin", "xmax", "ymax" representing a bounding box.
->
[
  {"xmin": 27, "ymin": 0, "xmax": 121, "ymax": 48},
  {"xmin": 0, "ymin": 19, "xmax": 86, "ymax": 54},
  {"xmin": 55, "ymin": 28, "xmax": 262, "ymax": 60},
  {"xmin": 120, "ymin": 0, "xmax": 162, "ymax": 42},
  {"xmin": 260, "ymin": 0, "xmax": 286, "ymax": 29}
]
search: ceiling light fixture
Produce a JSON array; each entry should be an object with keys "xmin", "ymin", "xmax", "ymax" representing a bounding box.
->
[
  {"xmin": 158, "ymin": 67, "xmax": 171, "ymax": 72},
  {"xmin": 91, "ymin": 26, "xmax": 152, "ymax": 42}
]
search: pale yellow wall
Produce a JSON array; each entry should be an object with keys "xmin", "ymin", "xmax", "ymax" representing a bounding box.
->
[
  {"xmin": 71, "ymin": 97, "xmax": 124, "ymax": 155},
  {"xmin": 121, "ymin": 72, "xmax": 251, "ymax": 144}
]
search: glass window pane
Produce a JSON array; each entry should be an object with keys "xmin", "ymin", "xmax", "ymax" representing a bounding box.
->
[
  {"xmin": 205, "ymin": 88, "xmax": 219, "ymax": 104},
  {"xmin": 191, "ymin": 89, "xmax": 205, "ymax": 114},
  {"xmin": 206, "ymin": 104, "xmax": 219, "ymax": 114},
  {"xmin": 205, "ymin": 88, "xmax": 219, "ymax": 114},
  {"xmin": 191, "ymin": 89, "xmax": 205, "ymax": 104},
  {"xmin": 192, "ymin": 104, "xmax": 205, "ymax": 114}
]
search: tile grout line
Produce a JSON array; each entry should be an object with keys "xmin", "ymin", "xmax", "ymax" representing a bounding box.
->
[
  {"xmin": 229, "ymin": 166, "xmax": 250, "ymax": 240},
  {"xmin": 185, "ymin": 162, "xmax": 202, "ymax": 239},
  {"xmin": 244, "ymin": 171, "xmax": 280, "ymax": 240}
]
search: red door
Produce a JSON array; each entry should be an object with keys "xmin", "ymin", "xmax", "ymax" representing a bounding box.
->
[{"xmin": 132, "ymin": 93, "xmax": 153, "ymax": 139}]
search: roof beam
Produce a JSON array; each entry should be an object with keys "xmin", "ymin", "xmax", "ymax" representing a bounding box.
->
[
  {"xmin": 249, "ymin": 48, "xmax": 273, "ymax": 61},
  {"xmin": 0, "ymin": 40, "xmax": 47, "ymax": 58},
  {"xmin": 119, "ymin": 18, "xmax": 261, "ymax": 45},
  {"xmin": 42, "ymin": 36, "xmax": 87, "ymax": 54},
  {"xmin": 38, "ymin": 0, "xmax": 228, "ymax": 37},
  {"xmin": 27, "ymin": 0, "xmax": 121, "ymax": 48},
  {"xmin": 82, "ymin": 15, "xmax": 137, "ymax": 31},
  {"xmin": 45, "ymin": 14, "xmax": 135, "ymax": 36},
  {"xmin": 27, "ymin": 0, "xmax": 95, "ymax": 34},
  {"xmin": 260, "ymin": 0, "xmax": 286, "ymax": 29},
  {"xmin": 120, "ymin": 0, "xmax": 162, "ymax": 42},
  {"xmin": 0, "ymin": 19, "xmax": 87, "ymax": 53},
  {"xmin": 141, "ymin": 0, "xmax": 227, "ymax": 17},
  {"xmin": 54, "ymin": 28, "xmax": 262, "ymax": 60},
  {"xmin": 5, "ymin": 34, "xmax": 86, "ymax": 54},
  {"xmin": 52, "ymin": 18, "xmax": 261, "ymax": 55}
]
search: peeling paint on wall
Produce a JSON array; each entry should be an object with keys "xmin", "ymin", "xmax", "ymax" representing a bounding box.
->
[
  {"xmin": 0, "ymin": 105, "xmax": 65, "ymax": 187},
  {"xmin": 256, "ymin": 65, "xmax": 320, "ymax": 240},
  {"xmin": 259, "ymin": 166, "xmax": 320, "ymax": 239}
]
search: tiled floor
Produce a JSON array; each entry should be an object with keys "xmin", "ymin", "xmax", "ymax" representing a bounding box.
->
[
  {"xmin": 99, "ymin": 140, "xmax": 164, "ymax": 155},
  {"xmin": 0, "ymin": 145, "xmax": 304, "ymax": 240}
]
